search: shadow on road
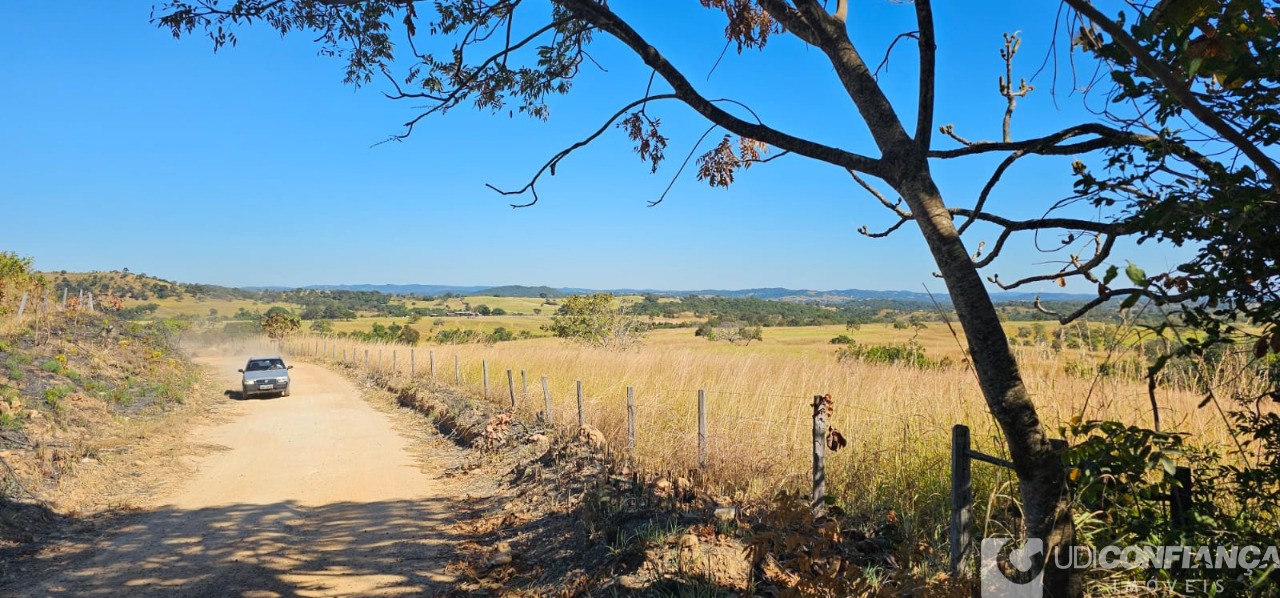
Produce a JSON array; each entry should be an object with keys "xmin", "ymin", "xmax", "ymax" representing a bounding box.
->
[{"xmin": 5, "ymin": 498, "xmax": 463, "ymax": 597}]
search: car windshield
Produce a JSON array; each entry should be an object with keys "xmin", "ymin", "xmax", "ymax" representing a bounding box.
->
[{"xmin": 246, "ymin": 359, "xmax": 286, "ymax": 372}]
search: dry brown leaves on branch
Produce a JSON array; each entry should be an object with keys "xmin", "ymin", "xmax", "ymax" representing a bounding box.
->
[
  {"xmin": 698, "ymin": 0, "xmax": 779, "ymax": 52},
  {"xmin": 697, "ymin": 135, "xmax": 769, "ymax": 188},
  {"xmin": 617, "ymin": 111, "xmax": 668, "ymax": 173}
]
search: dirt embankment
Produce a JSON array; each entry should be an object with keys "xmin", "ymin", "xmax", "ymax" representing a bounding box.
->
[{"xmin": 3, "ymin": 337, "xmax": 486, "ymax": 597}]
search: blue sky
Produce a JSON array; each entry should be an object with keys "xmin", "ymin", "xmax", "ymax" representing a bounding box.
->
[{"xmin": 0, "ymin": 2, "xmax": 1191, "ymax": 291}]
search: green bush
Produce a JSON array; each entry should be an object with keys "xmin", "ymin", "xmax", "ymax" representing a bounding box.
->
[
  {"xmin": 0, "ymin": 411, "xmax": 21, "ymax": 430},
  {"xmin": 43, "ymin": 384, "xmax": 73, "ymax": 408},
  {"xmin": 834, "ymin": 340, "xmax": 952, "ymax": 370},
  {"xmin": 1062, "ymin": 417, "xmax": 1280, "ymax": 596}
]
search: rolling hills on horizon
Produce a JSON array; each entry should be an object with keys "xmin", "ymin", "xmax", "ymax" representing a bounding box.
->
[{"xmin": 255, "ymin": 283, "xmax": 1091, "ymax": 304}]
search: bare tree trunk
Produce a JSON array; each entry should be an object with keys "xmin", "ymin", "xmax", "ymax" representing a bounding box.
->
[{"xmin": 896, "ymin": 172, "xmax": 1079, "ymax": 597}]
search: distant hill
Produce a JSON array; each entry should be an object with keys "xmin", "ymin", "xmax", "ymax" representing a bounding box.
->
[
  {"xmin": 296, "ymin": 284, "xmax": 490, "ymax": 296},
  {"xmin": 475, "ymin": 285, "xmax": 565, "ymax": 298},
  {"xmin": 277, "ymin": 283, "xmax": 1094, "ymax": 304}
]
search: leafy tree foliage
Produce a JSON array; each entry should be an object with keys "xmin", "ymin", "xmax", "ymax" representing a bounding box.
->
[
  {"xmin": 0, "ymin": 252, "xmax": 35, "ymax": 314},
  {"xmin": 545, "ymin": 293, "xmax": 646, "ymax": 349},
  {"xmin": 262, "ymin": 309, "xmax": 302, "ymax": 339}
]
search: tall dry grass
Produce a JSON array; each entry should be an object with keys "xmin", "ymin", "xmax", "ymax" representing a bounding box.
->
[{"xmin": 283, "ymin": 333, "xmax": 1245, "ymax": 552}]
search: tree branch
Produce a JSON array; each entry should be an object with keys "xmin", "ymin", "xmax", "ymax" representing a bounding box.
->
[
  {"xmin": 949, "ymin": 208, "xmax": 1132, "ymax": 235},
  {"xmin": 1063, "ymin": 0, "xmax": 1280, "ymax": 188},
  {"xmin": 562, "ymin": 0, "xmax": 886, "ymax": 177},
  {"xmin": 999, "ymin": 32, "xmax": 1033, "ymax": 143},
  {"xmin": 859, "ymin": 215, "xmax": 911, "ymax": 238},
  {"xmin": 957, "ymin": 150, "xmax": 1024, "ymax": 235},
  {"xmin": 1036, "ymin": 287, "xmax": 1194, "ymax": 325},
  {"xmin": 988, "ymin": 233, "xmax": 1117, "ymax": 290},
  {"xmin": 487, "ymin": 94, "xmax": 679, "ymax": 207},
  {"xmin": 914, "ymin": 0, "xmax": 936, "ymax": 149},
  {"xmin": 848, "ymin": 170, "xmax": 910, "ymax": 218}
]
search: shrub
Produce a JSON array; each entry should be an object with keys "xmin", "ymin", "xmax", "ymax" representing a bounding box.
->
[
  {"xmin": 435, "ymin": 328, "xmax": 487, "ymax": 344},
  {"xmin": 545, "ymin": 293, "xmax": 647, "ymax": 349},
  {"xmin": 834, "ymin": 340, "xmax": 951, "ymax": 370},
  {"xmin": 43, "ymin": 384, "xmax": 73, "ymax": 408}
]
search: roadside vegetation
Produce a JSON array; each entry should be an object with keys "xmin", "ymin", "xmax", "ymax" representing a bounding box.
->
[
  {"xmin": 1, "ymin": 255, "xmax": 205, "ymax": 552},
  {"xmin": 299, "ymin": 327, "xmax": 1277, "ymax": 594}
]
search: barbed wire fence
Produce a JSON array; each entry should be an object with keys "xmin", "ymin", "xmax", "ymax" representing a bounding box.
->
[{"xmin": 282, "ymin": 335, "xmax": 989, "ymax": 520}]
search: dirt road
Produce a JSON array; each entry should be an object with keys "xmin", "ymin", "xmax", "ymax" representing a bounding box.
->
[{"xmin": 18, "ymin": 356, "xmax": 465, "ymax": 597}]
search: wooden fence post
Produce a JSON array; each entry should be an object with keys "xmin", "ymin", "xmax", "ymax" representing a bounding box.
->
[
  {"xmin": 392, "ymin": 350, "xmax": 397, "ymax": 373},
  {"xmin": 507, "ymin": 369, "xmax": 516, "ymax": 409},
  {"xmin": 812, "ymin": 395, "xmax": 828, "ymax": 516},
  {"xmin": 576, "ymin": 380, "xmax": 584, "ymax": 427},
  {"xmin": 698, "ymin": 390, "xmax": 707, "ymax": 469},
  {"xmin": 542, "ymin": 376, "xmax": 551, "ymax": 423},
  {"xmin": 482, "ymin": 360, "xmax": 489, "ymax": 399},
  {"xmin": 410, "ymin": 349, "xmax": 415, "ymax": 376},
  {"xmin": 364, "ymin": 350, "xmax": 369, "ymax": 369},
  {"xmin": 626, "ymin": 386, "xmax": 635, "ymax": 456},
  {"xmin": 520, "ymin": 370, "xmax": 528, "ymax": 400},
  {"xmin": 60, "ymin": 287, "xmax": 67, "ymax": 309},
  {"xmin": 16, "ymin": 292, "xmax": 28, "ymax": 320},
  {"xmin": 950, "ymin": 424, "xmax": 973, "ymax": 575},
  {"xmin": 429, "ymin": 350, "xmax": 436, "ymax": 380},
  {"xmin": 378, "ymin": 349, "xmax": 383, "ymax": 371},
  {"xmin": 455, "ymin": 355, "xmax": 461, "ymax": 385}
]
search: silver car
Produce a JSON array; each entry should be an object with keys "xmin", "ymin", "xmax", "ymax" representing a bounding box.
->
[{"xmin": 239, "ymin": 356, "xmax": 293, "ymax": 398}]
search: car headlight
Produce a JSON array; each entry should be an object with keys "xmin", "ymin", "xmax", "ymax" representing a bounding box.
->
[{"xmin": 277, "ymin": 377, "xmax": 289, "ymax": 384}]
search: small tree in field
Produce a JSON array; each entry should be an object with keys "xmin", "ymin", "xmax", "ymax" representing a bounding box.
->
[
  {"xmin": 309, "ymin": 319, "xmax": 333, "ymax": 334},
  {"xmin": 397, "ymin": 324, "xmax": 420, "ymax": 345},
  {"xmin": 545, "ymin": 293, "xmax": 646, "ymax": 349},
  {"xmin": 262, "ymin": 308, "xmax": 301, "ymax": 340},
  {"xmin": 0, "ymin": 252, "xmax": 34, "ymax": 314}
]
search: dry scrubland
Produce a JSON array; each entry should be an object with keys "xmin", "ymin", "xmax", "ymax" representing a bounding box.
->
[{"xmin": 283, "ymin": 329, "xmax": 1239, "ymax": 550}]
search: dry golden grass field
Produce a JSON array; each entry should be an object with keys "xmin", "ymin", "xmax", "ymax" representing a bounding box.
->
[{"xmin": 282, "ymin": 323, "xmax": 1247, "ymax": 546}]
